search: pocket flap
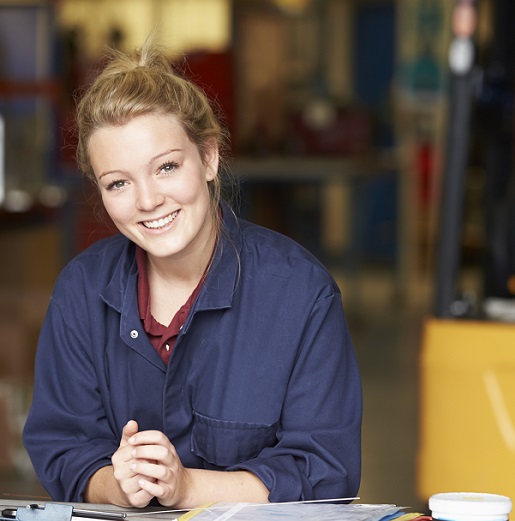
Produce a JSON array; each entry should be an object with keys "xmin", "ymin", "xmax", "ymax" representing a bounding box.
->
[{"xmin": 191, "ymin": 410, "xmax": 278, "ymax": 467}]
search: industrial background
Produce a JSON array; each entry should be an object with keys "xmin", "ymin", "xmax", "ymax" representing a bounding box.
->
[{"xmin": 0, "ymin": 0, "xmax": 514, "ymax": 512}]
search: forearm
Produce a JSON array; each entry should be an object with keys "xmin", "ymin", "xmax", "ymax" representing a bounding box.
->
[
  {"xmin": 86, "ymin": 465, "xmax": 269, "ymax": 509},
  {"xmin": 178, "ymin": 469, "xmax": 269, "ymax": 509}
]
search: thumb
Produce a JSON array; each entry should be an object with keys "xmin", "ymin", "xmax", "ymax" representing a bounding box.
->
[{"xmin": 120, "ymin": 419, "xmax": 139, "ymax": 447}]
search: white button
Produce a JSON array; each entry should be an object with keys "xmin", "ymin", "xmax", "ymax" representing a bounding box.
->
[
  {"xmin": 130, "ymin": 330, "xmax": 138, "ymax": 339},
  {"xmin": 165, "ymin": 344, "xmax": 170, "ymax": 351}
]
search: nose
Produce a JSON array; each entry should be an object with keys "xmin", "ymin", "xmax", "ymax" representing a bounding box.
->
[{"xmin": 135, "ymin": 178, "xmax": 165, "ymax": 211}]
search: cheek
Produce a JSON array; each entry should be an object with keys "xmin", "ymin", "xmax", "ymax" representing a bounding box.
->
[
  {"xmin": 101, "ymin": 194, "xmax": 130, "ymax": 224},
  {"xmin": 170, "ymin": 176, "xmax": 211, "ymax": 205}
]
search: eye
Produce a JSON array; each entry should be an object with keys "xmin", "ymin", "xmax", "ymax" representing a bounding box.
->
[
  {"xmin": 159, "ymin": 161, "xmax": 178, "ymax": 174},
  {"xmin": 106, "ymin": 179, "xmax": 127, "ymax": 191}
]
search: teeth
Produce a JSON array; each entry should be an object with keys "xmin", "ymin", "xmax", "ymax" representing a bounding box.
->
[{"xmin": 143, "ymin": 211, "xmax": 178, "ymax": 229}]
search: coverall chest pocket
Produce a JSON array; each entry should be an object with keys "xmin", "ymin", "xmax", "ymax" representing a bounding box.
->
[{"xmin": 191, "ymin": 410, "xmax": 278, "ymax": 468}]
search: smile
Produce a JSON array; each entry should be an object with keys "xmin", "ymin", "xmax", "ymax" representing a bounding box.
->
[{"xmin": 142, "ymin": 210, "xmax": 179, "ymax": 229}]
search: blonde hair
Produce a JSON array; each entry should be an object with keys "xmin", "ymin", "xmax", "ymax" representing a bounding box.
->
[{"xmin": 75, "ymin": 36, "xmax": 233, "ymax": 212}]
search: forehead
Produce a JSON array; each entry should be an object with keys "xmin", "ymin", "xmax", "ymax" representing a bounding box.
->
[
  {"xmin": 88, "ymin": 113, "xmax": 199, "ymax": 174},
  {"xmin": 88, "ymin": 113, "xmax": 198, "ymax": 162}
]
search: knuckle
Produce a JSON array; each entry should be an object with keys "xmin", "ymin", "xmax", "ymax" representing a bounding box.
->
[
  {"xmin": 156, "ymin": 466, "xmax": 169, "ymax": 480},
  {"xmin": 159, "ymin": 447, "xmax": 170, "ymax": 459}
]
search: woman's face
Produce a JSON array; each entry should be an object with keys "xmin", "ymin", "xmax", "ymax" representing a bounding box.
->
[{"xmin": 89, "ymin": 113, "xmax": 218, "ymax": 263}]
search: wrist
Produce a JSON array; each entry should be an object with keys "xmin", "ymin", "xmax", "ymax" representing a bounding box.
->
[
  {"xmin": 174, "ymin": 467, "xmax": 195, "ymax": 509},
  {"xmin": 85, "ymin": 465, "xmax": 130, "ymax": 507}
]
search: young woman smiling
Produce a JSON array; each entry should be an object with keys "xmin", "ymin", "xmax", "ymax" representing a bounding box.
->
[{"xmin": 22, "ymin": 38, "xmax": 363, "ymax": 510}]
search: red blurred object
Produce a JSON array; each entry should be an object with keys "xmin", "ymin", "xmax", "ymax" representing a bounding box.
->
[
  {"xmin": 416, "ymin": 140, "xmax": 434, "ymax": 205},
  {"xmin": 288, "ymin": 106, "xmax": 372, "ymax": 156},
  {"xmin": 177, "ymin": 50, "xmax": 236, "ymax": 147}
]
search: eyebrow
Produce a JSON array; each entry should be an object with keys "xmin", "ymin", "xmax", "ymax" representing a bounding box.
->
[
  {"xmin": 98, "ymin": 149, "xmax": 182, "ymax": 180},
  {"xmin": 147, "ymin": 148, "xmax": 180, "ymax": 167}
]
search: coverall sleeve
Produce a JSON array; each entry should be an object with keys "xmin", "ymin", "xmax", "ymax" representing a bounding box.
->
[
  {"xmin": 228, "ymin": 291, "xmax": 362, "ymax": 502},
  {"xmin": 22, "ymin": 294, "xmax": 118, "ymax": 502}
]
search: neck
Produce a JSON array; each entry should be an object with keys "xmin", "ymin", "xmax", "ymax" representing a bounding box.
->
[{"xmin": 147, "ymin": 224, "xmax": 218, "ymax": 288}]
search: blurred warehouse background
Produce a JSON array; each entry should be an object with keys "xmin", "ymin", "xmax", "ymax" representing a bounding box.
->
[{"xmin": 0, "ymin": 0, "xmax": 514, "ymax": 513}]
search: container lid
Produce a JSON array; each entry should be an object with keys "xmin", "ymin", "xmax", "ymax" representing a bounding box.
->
[{"xmin": 429, "ymin": 493, "xmax": 512, "ymax": 521}]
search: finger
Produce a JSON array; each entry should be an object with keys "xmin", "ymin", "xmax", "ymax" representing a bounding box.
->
[
  {"xmin": 126, "ymin": 487, "xmax": 155, "ymax": 509},
  {"xmin": 112, "ymin": 454, "xmax": 140, "ymax": 481},
  {"xmin": 131, "ymin": 445, "xmax": 172, "ymax": 464},
  {"xmin": 128, "ymin": 429, "xmax": 169, "ymax": 447},
  {"xmin": 121, "ymin": 420, "xmax": 139, "ymax": 447},
  {"xmin": 118, "ymin": 471, "xmax": 156, "ymax": 497},
  {"xmin": 130, "ymin": 460, "xmax": 171, "ymax": 482},
  {"xmin": 136, "ymin": 477, "xmax": 169, "ymax": 501},
  {"xmin": 112, "ymin": 435, "xmax": 141, "ymax": 467}
]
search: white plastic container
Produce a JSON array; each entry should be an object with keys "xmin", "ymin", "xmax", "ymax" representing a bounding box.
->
[{"xmin": 429, "ymin": 493, "xmax": 512, "ymax": 521}]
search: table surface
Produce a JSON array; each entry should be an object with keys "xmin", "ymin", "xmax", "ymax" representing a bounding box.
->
[{"xmin": 0, "ymin": 499, "xmax": 416, "ymax": 521}]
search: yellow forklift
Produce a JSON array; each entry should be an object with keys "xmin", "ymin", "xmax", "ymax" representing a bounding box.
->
[{"xmin": 417, "ymin": 0, "xmax": 515, "ymax": 503}]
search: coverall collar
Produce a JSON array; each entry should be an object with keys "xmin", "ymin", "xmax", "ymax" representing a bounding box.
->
[{"xmin": 99, "ymin": 203, "xmax": 242, "ymax": 317}]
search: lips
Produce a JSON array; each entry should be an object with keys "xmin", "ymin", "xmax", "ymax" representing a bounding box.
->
[{"xmin": 142, "ymin": 210, "xmax": 179, "ymax": 229}]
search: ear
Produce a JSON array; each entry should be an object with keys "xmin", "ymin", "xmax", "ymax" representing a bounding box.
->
[{"xmin": 204, "ymin": 141, "xmax": 219, "ymax": 182}]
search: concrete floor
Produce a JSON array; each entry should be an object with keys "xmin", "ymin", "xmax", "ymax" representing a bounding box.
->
[
  {"xmin": 341, "ymin": 266, "xmax": 430, "ymax": 513},
  {"xmin": 0, "ymin": 264, "xmax": 433, "ymax": 513}
]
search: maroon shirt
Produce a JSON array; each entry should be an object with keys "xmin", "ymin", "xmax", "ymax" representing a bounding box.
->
[{"xmin": 136, "ymin": 246, "xmax": 204, "ymax": 365}]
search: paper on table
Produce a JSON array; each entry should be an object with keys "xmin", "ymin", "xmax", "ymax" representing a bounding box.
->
[{"xmin": 175, "ymin": 502, "xmax": 403, "ymax": 521}]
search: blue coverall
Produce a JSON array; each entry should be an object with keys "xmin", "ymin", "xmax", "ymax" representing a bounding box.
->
[{"xmin": 23, "ymin": 208, "xmax": 362, "ymax": 503}]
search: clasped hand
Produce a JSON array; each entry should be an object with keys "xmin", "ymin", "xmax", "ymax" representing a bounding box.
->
[{"xmin": 111, "ymin": 419, "xmax": 190, "ymax": 508}]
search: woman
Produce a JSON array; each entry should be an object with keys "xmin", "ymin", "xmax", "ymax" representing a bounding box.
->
[{"xmin": 22, "ymin": 39, "xmax": 362, "ymax": 509}]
